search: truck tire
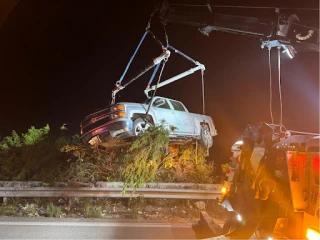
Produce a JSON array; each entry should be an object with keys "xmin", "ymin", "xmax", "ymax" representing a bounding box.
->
[
  {"xmin": 133, "ymin": 118, "xmax": 153, "ymax": 136},
  {"xmin": 198, "ymin": 125, "xmax": 213, "ymax": 148}
]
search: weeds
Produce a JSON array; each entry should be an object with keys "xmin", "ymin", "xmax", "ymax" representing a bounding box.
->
[
  {"xmin": 20, "ymin": 203, "xmax": 39, "ymax": 217},
  {"xmin": 0, "ymin": 122, "xmax": 223, "ymax": 187},
  {"xmin": 85, "ymin": 204, "xmax": 102, "ymax": 218},
  {"xmin": 46, "ymin": 203, "xmax": 62, "ymax": 217},
  {"xmin": 128, "ymin": 197, "xmax": 145, "ymax": 218},
  {"xmin": 0, "ymin": 205, "xmax": 18, "ymax": 216},
  {"xmin": 122, "ymin": 124, "xmax": 171, "ymax": 191}
]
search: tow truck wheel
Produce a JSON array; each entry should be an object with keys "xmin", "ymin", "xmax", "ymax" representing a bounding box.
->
[
  {"xmin": 133, "ymin": 118, "xmax": 152, "ymax": 136},
  {"xmin": 198, "ymin": 125, "xmax": 213, "ymax": 148}
]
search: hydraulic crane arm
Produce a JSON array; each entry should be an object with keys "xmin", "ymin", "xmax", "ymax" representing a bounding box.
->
[
  {"xmin": 160, "ymin": 8, "xmax": 273, "ymax": 37},
  {"xmin": 157, "ymin": 1, "xmax": 319, "ymax": 54},
  {"xmin": 144, "ymin": 44, "xmax": 205, "ymax": 98}
]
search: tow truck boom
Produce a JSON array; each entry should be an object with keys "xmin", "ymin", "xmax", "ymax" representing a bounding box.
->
[{"xmin": 157, "ymin": 1, "xmax": 319, "ymax": 55}]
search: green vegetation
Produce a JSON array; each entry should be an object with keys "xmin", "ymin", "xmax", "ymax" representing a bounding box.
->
[
  {"xmin": 85, "ymin": 204, "xmax": 102, "ymax": 218},
  {"xmin": 159, "ymin": 144, "xmax": 217, "ymax": 183},
  {"xmin": 46, "ymin": 203, "xmax": 63, "ymax": 217},
  {"xmin": 0, "ymin": 205, "xmax": 18, "ymax": 216},
  {"xmin": 0, "ymin": 122, "xmax": 222, "ymax": 187},
  {"xmin": 0, "ymin": 125, "xmax": 50, "ymax": 150},
  {"xmin": 122, "ymin": 124, "xmax": 171, "ymax": 190},
  {"xmin": 221, "ymin": 163, "xmax": 230, "ymax": 174},
  {"xmin": 21, "ymin": 203, "xmax": 39, "ymax": 217},
  {"xmin": 0, "ymin": 125, "xmax": 74, "ymax": 181},
  {"xmin": 60, "ymin": 142, "xmax": 124, "ymax": 183},
  {"xmin": 128, "ymin": 197, "xmax": 145, "ymax": 218}
]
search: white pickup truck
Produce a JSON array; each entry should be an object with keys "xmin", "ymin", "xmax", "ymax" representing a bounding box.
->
[{"xmin": 80, "ymin": 96, "xmax": 217, "ymax": 148}]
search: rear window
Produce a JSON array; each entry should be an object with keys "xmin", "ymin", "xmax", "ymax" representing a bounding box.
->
[{"xmin": 170, "ymin": 100, "xmax": 186, "ymax": 112}]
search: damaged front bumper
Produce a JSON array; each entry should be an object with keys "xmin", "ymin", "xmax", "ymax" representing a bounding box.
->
[{"xmin": 80, "ymin": 119, "xmax": 134, "ymax": 145}]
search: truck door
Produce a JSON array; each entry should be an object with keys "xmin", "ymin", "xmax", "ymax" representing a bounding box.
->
[
  {"xmin": 151, "ymin": 98, "xmax": 177, "ymax": 135},
  {"xmin": 169, "ymin": 100, "xmax": 195, "ymax": 135}
]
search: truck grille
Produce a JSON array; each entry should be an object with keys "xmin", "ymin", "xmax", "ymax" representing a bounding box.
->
[
  {"xmin": 82, "ymin": 108, "xmax": 110, "ymax": 127},
  {"xmin": 82, "ymin": 115, "xmax": 111, "ymax": 134}
]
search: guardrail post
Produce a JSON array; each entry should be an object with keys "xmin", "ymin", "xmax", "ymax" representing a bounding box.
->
[
  {"xmin": 68, "ymin": 198, "xmax": 72, "ymax": 208},
  {"xmin": 2, "ymin": 197, "xmax": 8, "ymax": 205}
]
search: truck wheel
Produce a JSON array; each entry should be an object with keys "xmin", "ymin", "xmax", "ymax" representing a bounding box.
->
[
  {"xmin": 133, "ymin": 118, "xmax": 152, "ymax": 136},
  {"xmin": 198, "ymin": 125, "xmax": 213, "ymax": 148}
]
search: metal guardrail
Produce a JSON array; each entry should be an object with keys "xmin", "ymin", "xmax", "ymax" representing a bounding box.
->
[
  {"xmin": 0, "ymin": 187, "xmax": 221, "ymax": 199},
  {"xmin": 0, "ymin": 182, "xmax": 222, "ymax": 200}
]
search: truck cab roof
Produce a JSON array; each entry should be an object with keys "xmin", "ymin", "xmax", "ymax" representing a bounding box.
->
[{"xmin": 141, "ymin": 96, "xmax": 189, "ymax": 112}]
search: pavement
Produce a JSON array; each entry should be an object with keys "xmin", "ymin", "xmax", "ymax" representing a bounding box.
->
[{"xmin": 0, "ymin": 217, "xmax": 200, "ymax": 239}]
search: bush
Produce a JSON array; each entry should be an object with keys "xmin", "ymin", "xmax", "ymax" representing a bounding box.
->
[
  {"xmin": 21, "ymin": 203, "xmax": 39, "ymax": 217},
  {"xmin": 46, "ymin": 203, "xmax": 63, "ymax": 217},
  {"xmin": 85, "ymin": 204, "xmax": 102, "ymax": 218},
  {"xmin": 157, "ymin": 144, "xmax": 217, "ymax": 183},
  {"xmin": 0, "ymin": 205, "xmax": 18, "ymax": 216},
  {"xmin": 122, "ymin": 124, "xmax": 171, "ymax": 190},
  {"xmin": 0, "ymin": 125, "xmax": 77, "ymax": 182},
  {"xmin": 1, "ymin": 122, "xmax": 223, "ymax": 186},
  {"xmin": 0, "ymin": 125, "xmax": 50, "ymax": 150},
  {"xmin": 60, "ymin": 142, "xmax": 124, "ymax": 183}
]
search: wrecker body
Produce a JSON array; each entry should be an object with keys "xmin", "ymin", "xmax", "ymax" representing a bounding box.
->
[{"xmin": 220, "ymin": 124, "xmax": 319, "ymax": 239}]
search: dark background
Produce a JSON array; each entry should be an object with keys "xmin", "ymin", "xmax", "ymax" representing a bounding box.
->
[{"xmin": 0, "ymin": 0, "xmax": 319, "ymax": 164}]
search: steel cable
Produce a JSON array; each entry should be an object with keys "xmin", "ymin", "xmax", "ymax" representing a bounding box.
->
[
  {"xmin": 145, "ymin": 60, "xmax": 168, "ymax": 117},
  {"xmin": 268, "ymin": 48, "xmax": 274, "ymax": 124},
  {"xmin": 201, "ymin": 70, "xmax": 205, "ymax": 115},
  {"xmin": 278, "ymin": 48, "xmax": 283, "ymax": 127}
]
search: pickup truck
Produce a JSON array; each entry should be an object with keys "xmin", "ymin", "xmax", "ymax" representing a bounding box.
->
[{"xmin": 80, "ymin": 96, "xmax": 217, "ymax": 148}]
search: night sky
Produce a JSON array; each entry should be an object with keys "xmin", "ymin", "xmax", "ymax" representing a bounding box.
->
[{"xmin": 0, "ymin": 0, "xmax": 319, "ymax": 163}]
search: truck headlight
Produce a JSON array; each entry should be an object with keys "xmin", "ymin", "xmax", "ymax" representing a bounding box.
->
[
  {"xmin": 111, "ymin": 112, "xmax": 126, "ymax": 119},
  {"xmin": 307, "ymin": 228, "xmax": 320, "ymax": 240},
  {"xmin": 111, "ymin": 104, "xmax": 125, "ymax": 112}
]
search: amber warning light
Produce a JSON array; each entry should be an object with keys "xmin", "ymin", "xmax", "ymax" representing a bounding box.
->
[{"xmin": 306, "ymin": 228, "xmax": 320, "ymax": 240}]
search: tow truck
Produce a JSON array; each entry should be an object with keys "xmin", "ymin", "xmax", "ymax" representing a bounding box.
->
[
  {"xmin": 220, "ymin": 123, "xmax": 319, "ymax": 239},
  {"xmin": 151, "ymin": 1, "xmax": 319, "ymax": 239}
]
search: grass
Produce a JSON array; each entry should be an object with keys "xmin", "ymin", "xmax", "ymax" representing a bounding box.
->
[
  {"xmin": 85, "ymin": 204, "xmax": 102, "ymax": 218},
  {"xmin": 0, "ymin": 205, "xmax": 18, "ymax": 216},
  {"xmin": 22, "ymin": 203, "xmax": 39, "ymax": 217},
  {"xmin": 46, "ymin": 203, "xmax": 62, "ymax": 217}
]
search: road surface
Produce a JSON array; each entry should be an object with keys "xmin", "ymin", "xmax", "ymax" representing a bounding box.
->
[{"xmin": 0, "ymin": 217, "xmax": 200, "ymax": 239}]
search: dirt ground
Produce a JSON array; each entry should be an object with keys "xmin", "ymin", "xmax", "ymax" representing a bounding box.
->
[{"xmin": 0, "ymin": 197, "xmax": 228, "ymax": 222}]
